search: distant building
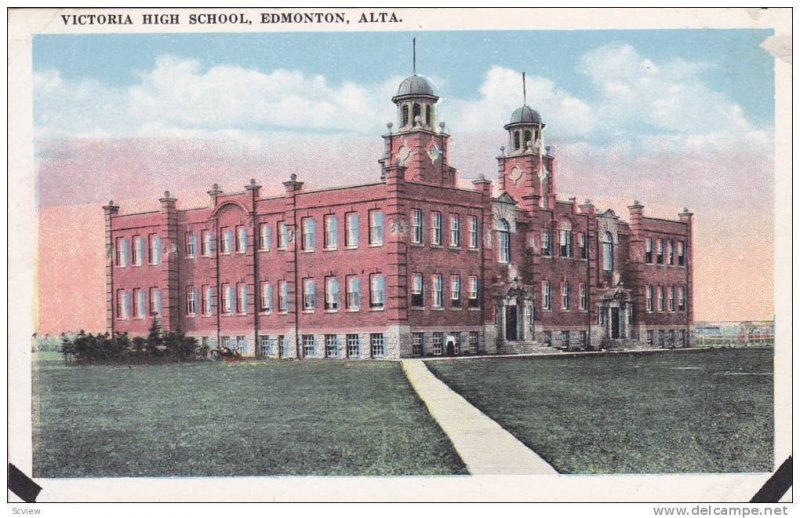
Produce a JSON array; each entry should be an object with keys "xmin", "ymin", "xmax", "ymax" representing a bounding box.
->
[{"xmin": 104, "ymin": 68, "xmax": 693, "ymax": 358}]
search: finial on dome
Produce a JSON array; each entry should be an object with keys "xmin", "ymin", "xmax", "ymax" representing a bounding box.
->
[
  {"xmin": 164, "ymin": 190, "xmax": 170, "ymax": 198},
  {"xmin": 250, "ymin": 179, "xmax": 256, "ymax": 186},
  {"xmin": 108, "ymin": 200, "xmax": 114, "ymax": 206},
  {"xmin": 212, "ymin": 183, "xmax": 219, "ymax": 191},
  {"xmin": 387, "ymin": 121, "xmax": 393, "ymax": 129},
  {"xmin": 290, "ymin": 174, "xmax": 297, "ymax": 181}
]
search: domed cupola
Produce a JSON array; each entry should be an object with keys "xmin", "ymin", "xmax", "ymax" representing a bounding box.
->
[
  {"xmin": 391, "ymin": 40, "xmax": 439, "ymax": 131},
  {"xmin": 504, "ymin": 73, "xmax": 546, "ymax": 154}
]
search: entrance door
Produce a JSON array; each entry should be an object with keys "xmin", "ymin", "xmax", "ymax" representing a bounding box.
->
[
  {"xmin": 505, "ymin": 305, "xmax": 518, "ymax": 341},
  {"xmin": 611, "ymin": 307, "xmax": 620, "ymax": 339}
]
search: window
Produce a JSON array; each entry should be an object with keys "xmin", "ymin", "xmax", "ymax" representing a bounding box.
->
[
  {"xmin": 237, "ymin": 336, "xmax": 248, "ymax": 356},
  {"xmin": 646, "ymin": 330, "xmax": 654, "ymax": 347},
  {"xmin": 302, "ymin": 335, "xmax": 315, "ymax": 357},
  {"xmin": 542, "ymin": 230, "xmax": 552, "ymax": 256},
  {"xmin": 658, "ymin": 330, "xmax": 665, "ymax": 348},
  {"xmin": 668, "ymin": 240, "xmax": 675, "ymax": 265},
  {"xmin": 669, "ymin": 330, "xmax": 676, "ymax": 348},
  {"xmin": 469, "ymin": 332, "xmax": 479, "ymax": 354},
  {"xmin": 412, "ymin": 333, "xmax": 424, "ymax": 356},
  {"xmin": 278, "ymin": 222, "xmax": 289, "ymax": 249},
  {"xmin": 645, "ymin": 238, "xmax": 653, "ymax": 263},
  {"xmin": 579, "ymin": 283, "xmax": 587, "ymax": 311},
  {"xmin": 678, "ymin": 330, "xmax": 686, "ymax": 347},
  {"xmin": 186, "ymin": 286, "xmax": 197, "ymax": 315},
  {"xmin": 580, "ymin": 331, "xmax": 588, "ymax": 349},
  {"xmin": 432, "ymin": 332, "xmax": 444, "ymax": 355},
  {"xmin": 432, "ymin": 275, "xmax": 443, "ymax": 309},
  {"xmin": 201, "ymin": 230, "xmax": 213, "ymax": 256},
  {"xmin": 259, "ymin": 223, "xmax": 271, "ymax": 251},
  {"xmin": 346, "ymin": 276, "xmax": 360, "ymax": 310},
  {"xmin": 602, "ymin": 232, "xmax": 614, "ymax": 272},
  {"xmin": 133, "ymin": 288, "xmax": 144, "ymax": 318},
  {"xmin": 542, "ymin": 280, "xmax": 551, "ymax": 310},
  {"xmin": 237, "ymin": 283, "xmax": 248, "ymax": 314},
  {"xmin": 115, "ymin": 237, "xmax": 128, "ymax": 267},
  {"xmin": 260, "ymin": 282, "xmax": 272, "ymax": 313},
  {"xmin": 236, "ymin": 226, "xmax": 247, "ymax": 253},
  {"xmin": 543, "ymin": 331, "xmax": 552, "ymax": 347},
  {"xmin": 431, "ymin": 211, "xmax": 442, "ymax": 246},
  {"xmin": 669, "ymin": 286, "xmax": 675, "ymax": 312},
  {"xmin": 449, "ymin": 332, "xmax": 462, "ymax": 354},
  {"xmin": 599, "ymin": 309, "xmax": 606, "ymax": 325},
  {"xmin": 302, "ymin": 218, "xmax": 316, "ymax": 251},
  {"xmin": 370, "ymin": 274, "xmax": 385, "ymax": 309},
  {"xmin": 345, "ymin": 213, "xmax": 359, "ymax": 248},
  {"xmin": 325, "ymin": 335, "xmax": 339, "ymax": 358},
  {"xmin": 559, "ymin": 221, "xmax": 572, "ymax": 257},
  {"xmin": 451, "ymin": 275, "xmax": 461, "ymax": 308},
  {"xmin": 561, "ymin": 281, "xmax": 570, "ymax": 310},
  {"xmin": 324, "ymin": 215, "xmax": 338, "ymax": 250},
  {"xmin": 221, "ymin": 283, "xmax": 233, "ymax": 314},
  {"xmin": 259, "ymin": 335, "xmax": 270, "ymax": 357},
  {"xmin": 646, "ymin": 285, "xmax": 653, "ymax": 312},
  {"xmin": 185, "ymin": 232, "xmax": 196, "ymax": 258},
  {"xmin": 325, "ymin": 277, "xmax": 339, "ymax": 311},
  {"xmin": 370, "ymin": 334, "xmax": 385, "ymax": 357},
  {"xmin": 200, "ymin": 284, "xmax": 210, "ymax": 315},
  {"xmin": 278, "ymin": 335, "xmax": 286, "ymax": 357},
  {"xmin": 411, "ymin": 273, "xmax": 424, "ymax": 307},
  {"xmin": 411, "ymin": 209, "xmax": 423, "ymax": 244},
  {"xmin": 346, "ymin": 334, "xmax": 360, "ymax": 358},
  {"xmin": 450, "ymin": 214, "xmax": 461, "ymax": 247},
  {"xmin": 578, "ymin": 232, "xmax": 587, "ymax": 259},
  {"xmin": 220, "ymin": 227, "xmax": 232, "ymax": 254},
  {"xmin": 656, "ymin": 239, "xmax": 664, "ymax": 264},
  {"xmin": 402, "ymin": 105, "xmax": 409, "ymax": 126},
  {"xmin": 562, "ymin": 331, "xmax": 570, "ymax": 349},
  {"xmin": 657, "ymin": 286, "xmax": 664, "ymax": 312},
  {"xmin": 303, "ymin": 278, "xmax": 316, "ymax": 311},
  {"xmin": 150, "ymin": 288, "xmax": 162, "ymax": 317},
  {"xmin": 498, "ymin": 219, "xmax": 511, "ymax": 264},
  {"xmin": 369, "ymin": 210, "xmax": 384, "ymax": 245},
  {"xmin": 468, "ymin": 276, "xmax": 480, "ymax": 309},
  {"xmin": 678, "ymin": 241, "xmax": 685, "ymax": 266},
  {"xmin": 149, "ymin": 234, "xmax": 161, "ymax": 265},
  {"xmin": 469, "ymin": 215, "xmax": 479, "ymax": 249},
  {"xmin": 132, "ymin": 236, "xmax": 143, "ymax": 266},
  {"xmin": 678, "ymin": 285, "xmax": 686, "ymax": 311}
]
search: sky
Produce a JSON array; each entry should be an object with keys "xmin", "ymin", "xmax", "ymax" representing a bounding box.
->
[{"xmin": 32, "ymin": 29, "xmax": 776, "ymax": 333}]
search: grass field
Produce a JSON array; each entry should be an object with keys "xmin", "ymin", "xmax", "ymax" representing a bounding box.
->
[
  {"xmin": 33, "ymin": 353, "xmax": 466, "ymax": 477},
  {"xmin": 427, "ymin": 349, "xmax": 774, "ymax": 474}
]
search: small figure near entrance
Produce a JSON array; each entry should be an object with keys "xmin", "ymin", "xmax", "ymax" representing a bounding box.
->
[{"xmin": 446, "ymin": 338, "xmax": 456, "ymax": 357}]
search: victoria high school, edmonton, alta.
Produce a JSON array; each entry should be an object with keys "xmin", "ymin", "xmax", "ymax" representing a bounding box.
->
[{"xmin": 103, "ymin": 69, "xmax": 694, "ymax": 359}]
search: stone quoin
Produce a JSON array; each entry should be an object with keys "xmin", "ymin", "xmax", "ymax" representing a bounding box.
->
[{"xmin": 104, "ymin": 66, "xmax": 693, "ymax": 359}]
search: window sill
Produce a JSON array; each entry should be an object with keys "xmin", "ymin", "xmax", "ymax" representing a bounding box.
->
[
  {"xmin": 449, "ymin": 246, "xmax": 462, "ymax": 250},
  {"xmin": 369, "ymin": 307, "xmax": 385, "ymax": 312},
  {"xmin": 344, "ymin": 245, "xmax": 359, "ymax": 251},
  {"xmin": 184, "ymin": 256, "xmax": 196, "ymax": 260},
  {"xmin": 468, "ymin": 307, "xmax": 481, "ymax": 311},
  {"xmin": 302, "ymin": 310, "xmax": 315, "ymax": 314},
  {"xmin": 301, "ymin": 249, "xmax": 315, "ymax": 254},
  {"xmin": 260, "ymin": 311, "xmax": 272, "ymax": 316},
  {"xmin": 259, "ymin": 248, "xmax": 270, "ymax": 253},
  {"xmin": 431, "ymin": 307, "xmax": 445, "ymax": 311},
  {"xmin": 323, "ymin": 247, "xmax": 339, "ymax": 252},
  {"xmin": 368, "ymin": 243, "xmax": 384, "ymax": 248},
  {"xmin": 450, "ymin": 307, "xmax": 462, "ymax": 311},
  {"xmin": 410, "ymin": 243, "xmax": 425, "ymax": 247},
  {"xmin": 324, "ymin": 309, "xmax": 339, "ymax": 313},
  {"xmin": 430, "ymin": 244, "xmax": 444, "ymax": 249},
  {"xmin": 346, "ymin": 308, "xmax": 360, "ymax": 313},
  {"xmin": 467, "ymin": 247, "xmax": 480, "ymax": 252}
]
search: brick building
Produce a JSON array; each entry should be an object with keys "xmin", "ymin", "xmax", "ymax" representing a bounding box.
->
[{"xmin": 103, "ymin": 71, "xmax": 694, "ymax": 358}]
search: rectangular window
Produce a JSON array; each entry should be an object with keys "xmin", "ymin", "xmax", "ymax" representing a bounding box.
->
[
  {"xmin": 324, "ymin": 215, "xmax": 338, "ymax": 250},
  {"xmin": 658, "ymin": 330, "xmax": 666, "ymax": 348},
  {"xmin": 150, "ymin": 287, "xmax": 162, "ymax": 317},
  {"xmin": 370, "ymin": 334, "xmax": 385, "ymax": 357},
  {"xmin": 369, "ymin": 210, "xmax": 384, "ymax": 245},
  {"xmin": 580, "ymin": 331, "xmax": 588, "ymax": 349},
  {"xmin": 561, "ymin": 281, "xmax": 570, "ymax": 310},
  {"xmin": 669, "ymin": 286, "xmax": 676, "ymax": 312},
  {"xmin": 345, "ymin": 212, "xmax": 359, "ymax": 248},
  {"xmin": 432, "ymin": 275, "xmax": 443, "ymax": 309},
  {"xmin": 346, "ymin": 334, "xmax": 360, "ymax": 358},
  {"xmin": 201, "ymin": 284, "xmax": 210, "ymax": 315},
  {"xmin": 303, "ymin": 278, "xmax": 316, "ymax": 311},
  {"xmin": 469, "ymin": 215, "xmax": 479, "ymax": 249},
  {"xmin": 302, "ymin": 335, "xmax": 316, "ymax": 357},
  {"xmin": 468, "ymin": 276, "xmax": 480, "ymax": 309},
  {"xmin": 678, "ymin": 285, "xmax": 686, "ymax": 311},
  {"xmin": 186, "ymin": 285, "xmax": 197, "ymax": 316},
  {"xmin": 656, "ymin": 239, "xmax": 664, "ymax": 264},
  {"xmin": 325, "ymin": 277, "xmax": 339, "ymax": 311},
  {"xmin": 562, "ymin": 331, "xmax": 570, "ymax": 349},
  {"xmin": 201, "ymin": 230, "xmax": 213, "ymax": 256},
  {"xmin": 370, "ymin": 274, "xmax": 385, "ymax": 309},
  {"xmin": 277, "ymin": 335, "xmax": 286, "ymax": 357},
  {"xmin": 432, "ymin": 332, "xmax": 444, "ymax": 355},
  {"xmin": 259, "ymin": 335, "xmax": 270, "ymax": 357},
  {"xmin": 450, "ymin": 275, "xmax": 461, "ymax": 308},
  {"xmin": 411, "ymin": 209, "xmax": 423, "ymax": 244},
  {"xmin": 237, "ymin": 283, "xmax": 249, "ymax": 314},
  {"xmin": 647, "ymin": 330, "xmax": 654, "ymax": 347},
  {"xmin": 668, "ymin": 240, "xmax": 675, "ymax": 265},
  {"xmin": 411, "ymin": 273, "xmax": 424, "ymax": 308},
  {"xmin": 235, "ymin": 226, "xmax": 247, "ymax": 253},
  {"xmin": 559, "ymin": 229, "xmax": 572, "ymax": 257},
  {"xmin": 678, "ymin": 240, "xmax": 685, "ymax": 266},
  {"xmin": 346, "ymin": 276, "xmax": 360, "ymax": 311},
  {"xmin": 259, "ymin": 223, "xmax": 271, "ymax": 251},
  {"xmin": 543, "ymin": 331, "xmax": 552, "ymax": 347},
  {"xmin": 185, "ymin": 232, "xmax": 196, "ymax": 258},
  {"xmin": 278, "ymin": 222, "xmax": 288, "ymax": 249},
  {"xmin": 578, "ymin": 232, "xmax": 588, "ymax": 259},
  {"xmin": 260, "ymin": 282, "xmax": 272, "ymax": 313},
  {"xmin": 220, "ymin": 227, "xmax": 232, "ymax": 254},
  {"xmin": 646, "ymin": 286, "xmax": 653, "ymax": 312},
  {"xmin": 412, "ymin": 333, "xmax": 424, "ymax": 356},
  {"xmin": 542, "ymin": 280, "xmax": 551, "ymax": 310},
  {"xmin": 221, "ymin": 283, "xmax": 232, "ymax": 314},
  {"xmin": 132, "ymin": 288, "xmax": 144, "ymax": 318},
  {"xmin": 669, "ymin": 330, "xmax": 676, "ymax": 348},
  {"xmin": 450, "ymin": 332, "xmax": 462, "ymax": 354},
  {"xmin": 542, "ymin": 230, "xmax": 552, "ymax": 256},
  {"xmin": 115, "ymin": 237, "xmax": 128, "ymax": 267},
  {"xmin": 579, "ymin": 283, "xmax": 587, "ymax": 311},
  {"xmin": 450, "ymin": 214, "xmax": 461, "ymax": 247},
  {"xmin": 302, "ymin": 217, "xmax": 316, "ymax": 251},
  {"xmin": 237, "ymin": 336, "xmax": 248, "ymax": 356},
  {"xmin": 431, "ymin": 211, "xmax": 442, "ymax": 246},
  {"xmin": 657, "ymin": 286, "xmax": 664, "ymax": 312},
  {"xmin": 645, "ymin": 238, "xmax": 653, "ymax": 263},
  {"xmin": 325, "ymin": 335, "xmax": 339, "ymax": 358},
  {"xmin": 149, "ymin": 234, "xmax": 161, "ymax": 265},
  {"xmin": 132, "ymin": 235, "xmax": 143, "ymax": 266},
  {"xmin": 469, "ymin": 331, "xmax": 479, "ymax": 354}
]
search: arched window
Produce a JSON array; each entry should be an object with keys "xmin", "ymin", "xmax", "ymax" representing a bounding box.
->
[
  {"xmin": 524, "ymin": 130, "xmax": 532, "ymax": 148},
  {"xmin": 425, "ymin": 104, "xmax": 432, "ymax": 126},
  {"xmin": 402, "ymin": 105, "xmax": 409, "ymax": 127},
  {"xmin": 514, "ymin": 131, "xmax": 521, "ymax": 150},
  {"xmin": 413, "ymin": 103, "xmax": 421, "ymax": 124},
  {"xmin": 602, "ymin": 231, "xmax": 614, "ymax": 272},
  {"xmin": 498, "ymin": 219, "xmax": 511, "ymax": 264}
]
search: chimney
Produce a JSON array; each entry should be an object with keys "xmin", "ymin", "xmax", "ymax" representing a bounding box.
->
[{"xmin": 628, "ymin": 200, "xmax": 644, "ymax": 234}]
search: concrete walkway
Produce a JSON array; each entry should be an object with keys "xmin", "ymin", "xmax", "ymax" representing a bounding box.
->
[{"xmin": 402, "ymin": 359, "xmax": 558, "ymax": 475}]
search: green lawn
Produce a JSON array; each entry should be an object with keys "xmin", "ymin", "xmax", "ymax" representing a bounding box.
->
[
  {"xmin": 427, "ymin": 349, "xmax": 774, "ymax": 474},
  {"xmin": 33, "ymin": 353, "xmax": 466, "ymax": 477}
]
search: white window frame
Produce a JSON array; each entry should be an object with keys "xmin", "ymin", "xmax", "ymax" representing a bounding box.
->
[
  {"xmin": 370, "ymin": 274, "xmax": 385, "ymax": 309},
  {"xmin": 450, "ymin": 214, "xmax": 461, "ymax": 248},
  {"xmin": 542, "ymin": 280, "xmax": 551, "ymax": 310},
  {"xmin": 432, "ymin": 275, "xmax": 443, "ymax": 309},
  {"xmin": 261, "ymin": 281, "xmax": 272, "ymax": 313},
  {"xmin": 302, "ymin": 217, "xmax": 316, "ymax": 251},
  {"xmin": 236, "ymin": 225, "xmax": 247, "ymax": 254},
  {"xmin": 185, "ymin": 232, "xmax": 196, "ymax": 258},
  {"xmin": 450, "ymin": 275, "xmax": 461, "ymax": 307},
  {"xmin": 325, "ymin": 277, "xmax": 339, "ymax": 311},
  {"xmin": 345, "ymin": 212, "xmax": 359, "ymax": 248},
  {"xmin": 324, "ymin": 215, "xmax": 338, "ymax": 250},
  {"xmin": 303, "ymin": 278, "xmax": 316, "ymax": 311},
  {"xmin": 369, "ymin": 210, "xmax": 384, "ymax": 246},
  {"xmin": 346, "ymin": 276, "xmax": 360, "ymax": 311},
  {"xmin": 469, "ymin": 215, "xmax": 479, "ymax": 249},
  {"xmin": 259, "ymin": 223, "xmax": 271, "ymax": 251},
  {"xmin": 186, "ymin": 286, "xmax": 197, "ymax": 316},
  {"xmin": 431, "ymin": 211, "xmax": 442, "ymax": 246},
  {"xmin": 411, "ymin": 209, "xmax": 423, "ymax": 244}
]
